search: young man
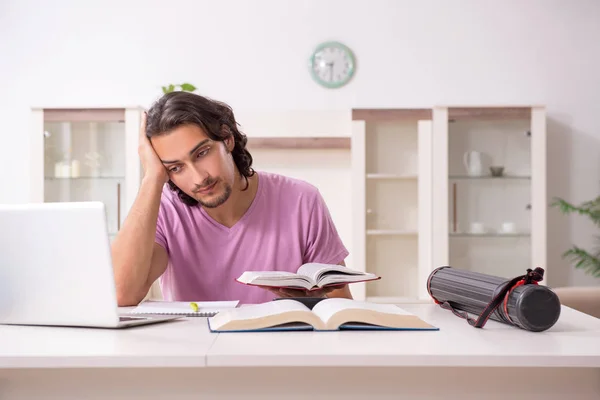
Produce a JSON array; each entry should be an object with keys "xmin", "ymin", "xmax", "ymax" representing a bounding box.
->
[{"xmin": 111, "ymin": 91, "xmax": 351, "ymax": 306}]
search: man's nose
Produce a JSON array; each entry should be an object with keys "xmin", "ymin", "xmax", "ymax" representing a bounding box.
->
[{"xmin": 190, "ymin": 163, "xmax": 208, "ymax": 184}]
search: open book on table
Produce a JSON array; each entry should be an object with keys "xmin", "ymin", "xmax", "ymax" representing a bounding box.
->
[
  {"xmin": 236, "ymin": 263, "xmax": 380, "ymax": 291},
  {"xmin": 207, "ymin": 298, "xmax": 438, "ymax": 332}
]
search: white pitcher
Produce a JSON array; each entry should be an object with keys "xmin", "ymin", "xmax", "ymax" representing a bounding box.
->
[{"xmin": 463, "ymin": 151, "xmax": 483, "ymax": 176}]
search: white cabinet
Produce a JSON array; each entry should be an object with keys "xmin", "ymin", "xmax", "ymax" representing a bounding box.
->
[
  {"xmin": 351, "ymin": 106, "xmax": 548, "ymax": 302},
  {"xmin": 351, "ymin": 109, "xmax": 434, "ymax": 303},
  {"xmin": 431, "ymin": 106, "xmax": 547, "ymax": 283},
  {"xmin": 30, "ymin": 107, "xmax": 143, "ymax": 240}
]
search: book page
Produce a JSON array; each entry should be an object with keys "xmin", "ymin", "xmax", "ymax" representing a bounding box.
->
[
  {"xmin": 237, "ymin": 270, "xmax": 314, "ymax": 289},
  {"xmin": 317, "ymin": 272, "xmax": 378, "ymax": 287},
  {"xmin": 208, "ymin": 300, "xmax": 314, "ymax": 331},
  {"xmin": 237, "ymin": 271, "xmax": 297, "ymax": 284},
  {"xmin": 296, "ymin": 263, "xmax": 364, "ymax": 282},
  {"xmin": 311, "ymin": 298, "xmax": 412, "ymax": 325}
]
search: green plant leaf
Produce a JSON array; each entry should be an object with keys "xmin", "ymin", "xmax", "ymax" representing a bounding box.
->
[
  {"xmin": 161, "ymin": 86, "xmax": 169, "ymax": 94},
  {"xmin": 563, "ymin": 246, "xmax": 600, "ymax": 277},
  {"xmin": 553, "ymin": 195, "xmax": 600, "ymax": 278},
  {"xmin": 180, "ymin": 83, "xmax": 196, "ymax": 92},
  {"xmin": 551, "ymin": 196, "xmax": 600, "ymax": 227},
  {"xmin": 168, "ymin": 84, "xmax": 175, "ymax": 93}
]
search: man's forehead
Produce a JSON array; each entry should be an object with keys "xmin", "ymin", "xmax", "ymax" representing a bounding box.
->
[{"xmin": 152, "ymin": 125, "xmax": 214, "ymax": 162}]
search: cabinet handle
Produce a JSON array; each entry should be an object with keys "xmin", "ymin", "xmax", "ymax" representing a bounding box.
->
[{"xmin": 117, "ymin": 183, "xmax": 121, "ymax": 230}]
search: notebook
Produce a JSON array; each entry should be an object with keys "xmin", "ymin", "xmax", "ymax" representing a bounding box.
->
[{"xmin": 129, "ymin": 300, "xmax": 239, "ymax": 317}]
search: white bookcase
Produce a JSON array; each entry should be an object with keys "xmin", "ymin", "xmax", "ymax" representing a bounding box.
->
[
  {"xmin": 352, "ymin": 106, "xmax": 547, "ymax": 303},
  {"xmin": 431, "ymin": 106, "xmax": 547, "ymax": 284},
  {"xmin": 30, "ymin": 107, "xmax": 144, "ymax": 240},
  {"xmin": 351, "ymin": 109, "xmax": 434, "ymax": 303}
]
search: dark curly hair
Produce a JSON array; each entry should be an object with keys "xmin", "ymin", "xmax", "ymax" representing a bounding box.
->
[{"xmin": 145, "ymin": 91, "xmax": 255, "ymax": 206}]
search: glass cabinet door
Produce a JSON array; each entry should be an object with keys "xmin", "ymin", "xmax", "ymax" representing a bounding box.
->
[
  {"xmin": 448, "ymin": 110, "xmax": 531, "ymax": 278},
  {"xmin": 38, "ymin": 108, "xmax": 138, "ymax": 241},
  {"xmin": 432, "ymin": 107, "xmax": 546, "ymax": 280}
]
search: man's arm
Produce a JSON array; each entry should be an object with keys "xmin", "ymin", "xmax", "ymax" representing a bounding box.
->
[
  {"xmin": 111, "ymin": 112, "xmax": 170, "ymax": 306},
  {"xmin": 111, "ymin": 177, "xmax": 169, "ymax": 306}
]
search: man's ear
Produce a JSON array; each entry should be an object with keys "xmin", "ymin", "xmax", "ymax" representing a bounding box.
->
[
  {"xmin": 225, "ymin": 135, "xmax": 235, "ymax": 152},
  {"xmin": 221, "ymin": 125, "xmax": 235, "ymax": 152}
]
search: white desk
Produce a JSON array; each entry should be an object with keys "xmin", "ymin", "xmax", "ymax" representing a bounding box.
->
[{"xmin": 1, "ymin": 304, "xmax": 599, "ymax": 400}]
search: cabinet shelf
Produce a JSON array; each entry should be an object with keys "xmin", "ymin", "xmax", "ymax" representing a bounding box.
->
[
  {"xmin": 366, "ymin": 173, "xmax": 417, "ymax": 180},
  {"xmin": 449, "ymin": 175, "xmax": 531, "ymax": 180},
  {"xmin": 367, "ymin": 230, "xmax": 418, "ymax": 236},
  {"xmin": 449, "ymin": 232, "xmax": 531, "ymax": 238}
]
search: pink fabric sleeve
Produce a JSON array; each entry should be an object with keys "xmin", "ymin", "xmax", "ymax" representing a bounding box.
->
[
  {"xmin": 303, "ymin": 190, "xmax": 349, "ymax": 265},
  {"xmin": 155, "ymin": 204, "xmax": 169, "ymax": 253}
]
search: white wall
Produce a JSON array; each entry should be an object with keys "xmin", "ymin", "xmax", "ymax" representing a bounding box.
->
[{"xmin": 1, "ymin": 0, "xmax": 599, "ymax": 287}]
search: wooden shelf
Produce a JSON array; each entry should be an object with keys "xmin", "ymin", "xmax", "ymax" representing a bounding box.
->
[
  {"xmin": 353, "ymin": 107, "xmax": 536, "ymax": 121},
  {"xmin": 42, "ymin": 108, "xmax": 126, "ymax": 122},
  {"xmin": 247, "ymin": 137, "xmax": 350, "ymax": 149},
  {"xmin": 352, "ymin": 109, "xmax": 432, "ymax": 121},
  {"xmin": 447, "ymin": 107, "xmax": 532, "ymax": 121}
]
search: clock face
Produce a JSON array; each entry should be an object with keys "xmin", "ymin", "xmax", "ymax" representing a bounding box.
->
[{"xmin": 309, "ymin": 41, "xmax": 355, "ymax": 88}]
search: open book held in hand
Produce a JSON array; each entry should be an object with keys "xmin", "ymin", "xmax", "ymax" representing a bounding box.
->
[
  {"xmin": 207, "ymin": 298, "xmax": 439, "ymax": 332},
  {"xmin": 236, "ymin": 263, "xmax": 380, "ymax": 291}
]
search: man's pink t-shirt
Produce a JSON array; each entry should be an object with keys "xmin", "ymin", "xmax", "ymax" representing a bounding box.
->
[{"xmin": 154, "ymin": 171, "xmax": 349, "ymax": 304}]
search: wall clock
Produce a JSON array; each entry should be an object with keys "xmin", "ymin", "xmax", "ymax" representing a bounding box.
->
[{"xmin": 309, "ymin": 41, "xmax": 356, "ymax": 89}]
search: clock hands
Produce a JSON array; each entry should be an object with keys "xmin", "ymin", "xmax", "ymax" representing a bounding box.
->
[{"xmin": 310, "ymin": 41, "xmax": 355, "ymax": 88}]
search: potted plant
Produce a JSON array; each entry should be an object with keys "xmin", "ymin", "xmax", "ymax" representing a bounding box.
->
[
  {"xmin": 161, "ymin": 83, "xmax": 197, "ymax": 94},
  {"xmin": 551, "ymin": 196, "xmax": 600, "ymax": 278}
]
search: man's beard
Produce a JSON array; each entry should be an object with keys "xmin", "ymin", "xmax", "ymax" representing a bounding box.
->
[{"xmin": 195, "ymin": 181, "xmax": 232, "ymax": 209}]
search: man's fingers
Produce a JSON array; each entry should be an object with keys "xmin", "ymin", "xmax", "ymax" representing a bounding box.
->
[
  {"xmin": 277, "ymin": 289, "xmax": 296, "ymax": 298},
  {"xmin": 280, "ymin": 288, "xmax": 317, "ymax": 298},
  {"xmin": 139, "ymin": 111, "xmax": 147, "ymax": 140},
  {"xmin": 265, "ymin": 287, "xmax": 328, "ymax": 298},
  {"xmin": 266, "ymin": 288, "xmax": 284, "ymax": 297},
  {"xmin": 271, "ymin": 288, "xmax": 295, "ymax": 298}
]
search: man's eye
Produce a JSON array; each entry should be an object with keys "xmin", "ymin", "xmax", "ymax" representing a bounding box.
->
[
  {"xmin": 197, "ymin": 148, "xmax": 209, "ymax": 157},
  {"xmin": 169, "ymin": 166, "xmax": 181, "ymax": 173}
]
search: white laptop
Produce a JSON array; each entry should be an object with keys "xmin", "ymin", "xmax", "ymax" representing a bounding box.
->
[{"xmin": 0, "ymin": 201, "xmax": 179, "ymax": 328}]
